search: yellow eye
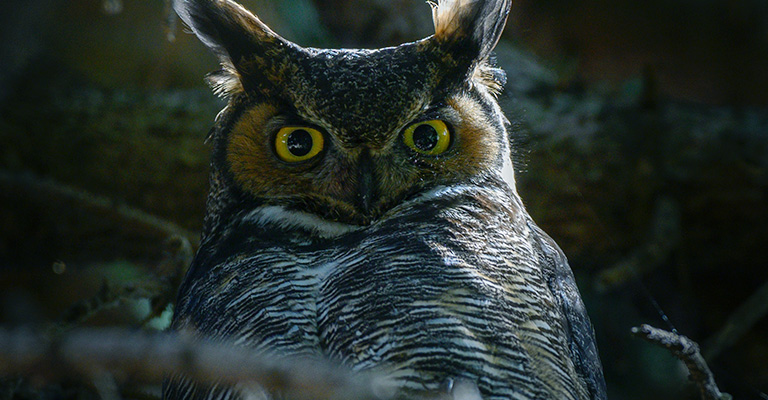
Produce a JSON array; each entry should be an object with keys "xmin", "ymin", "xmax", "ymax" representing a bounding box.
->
[
  {"xmin": 274, "ymin": 126, "xmax": 324, "ymax": 162},
  {"xmin": 402, "ymin": 120, "xmax": 451, "ymax": 155}
]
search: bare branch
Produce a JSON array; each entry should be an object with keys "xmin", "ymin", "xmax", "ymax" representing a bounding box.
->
[
  {"xmin": 631, "ymin": 324, "xmax": 732, "ymax": 400},
  {"xmin": 0, "ymin": 170, "xmax": 198, "ymax": 247},
  {"xmin": 0, "ymin": 328, "xmax": 393, "ymax": 400}
]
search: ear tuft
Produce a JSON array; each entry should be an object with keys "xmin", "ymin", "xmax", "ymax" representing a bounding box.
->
[
  {"xmin": 174, "ymin": 0, "xmax": 290, "ymax": 97},
  {"xmin": 429, "ymin": 0, "xmax": 511, "ymax": 61},
  {"xmin": 174, "ymin": 0, "xmax": 269, "ymax": 63}
]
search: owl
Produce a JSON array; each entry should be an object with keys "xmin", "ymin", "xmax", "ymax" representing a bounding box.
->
[{"xmin": 165, "ymin": 0, "xmax": 606, "ymax": 399}]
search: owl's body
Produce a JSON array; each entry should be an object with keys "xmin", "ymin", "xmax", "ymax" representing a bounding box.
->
[{"xmin": 166, "ymin": 0, "xmax": 606, "ymax": 399}]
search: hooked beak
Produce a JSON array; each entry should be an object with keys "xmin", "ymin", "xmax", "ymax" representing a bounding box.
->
[{"xmin": 355, "ymin": 150, "xmax": 378, "ymax": 218}]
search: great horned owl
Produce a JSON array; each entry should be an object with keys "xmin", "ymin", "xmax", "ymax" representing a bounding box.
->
[{"xmin": 165, "ymin": 0, "xmax": 607, "ymax": 399}]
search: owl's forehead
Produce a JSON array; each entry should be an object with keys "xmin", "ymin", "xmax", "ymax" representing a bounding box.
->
[{"xmin": 286, "ymin": 44, "xmax": 440, "ymax": 144}]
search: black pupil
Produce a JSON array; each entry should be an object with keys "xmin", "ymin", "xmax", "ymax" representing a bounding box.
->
[
  {"xmin": 286, "ymin": 129, "xmax": 314, "ymax": 157},
  {"xmin": 413, "ymin": 124, "xmax": 439, "ymax": 151}
]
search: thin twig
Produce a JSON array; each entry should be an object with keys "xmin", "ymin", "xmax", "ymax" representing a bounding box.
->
[
  {"xmin": 631, "ymin": 324, "xmax": 731, "ymax": 400},
  {"xmin": 596, "ymin": 196, "xmax": 680, "ymax": 291},
  {"xmin": 0, "ymin": 170, "xmax": 198, "ymax": 247},
  {"xmin": 704, "ymin": 279, "xmax": 768, "ymax": 361},
  {"xmin": 0, "ymin": 328, "xmax": 393, "ymax": 400}
]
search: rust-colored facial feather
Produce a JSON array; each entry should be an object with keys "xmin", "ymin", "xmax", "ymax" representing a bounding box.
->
[{"xmin": 227, "ymin": 91, "xmax": 504, "ymax": 225}]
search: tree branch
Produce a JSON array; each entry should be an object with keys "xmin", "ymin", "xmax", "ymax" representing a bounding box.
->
[
  {"xmin": 631, "ymin": 324, "xmax": 731, "ymax": 400},
  {"xmin": 0, "ymin": 170, "xmax": 198, "ymax": 247}
]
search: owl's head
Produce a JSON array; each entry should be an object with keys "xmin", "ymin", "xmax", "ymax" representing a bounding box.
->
[{"xmin": 176, "ymin": 0, "xmax": 514, "ymax": 227}]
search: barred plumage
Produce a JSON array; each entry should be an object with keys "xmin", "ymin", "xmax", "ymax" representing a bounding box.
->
[{"xmin": 165, "ymin": 0, "xmax": 606, "ymax": 399}]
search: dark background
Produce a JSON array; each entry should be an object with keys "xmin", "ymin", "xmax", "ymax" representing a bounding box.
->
[{"xmin": 1, "ymin": 0, "xmax": 767, "ymax": 399}]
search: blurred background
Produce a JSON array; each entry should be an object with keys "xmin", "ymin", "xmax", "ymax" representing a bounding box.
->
[{"xmin": 1, "ymin": 0, "xmax": 767, "ymax": 399}]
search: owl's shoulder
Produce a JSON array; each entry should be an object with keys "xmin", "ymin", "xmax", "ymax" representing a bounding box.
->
[{"xmin": 527, "ymin": 220, "xmax": 608, "ymax": 400}]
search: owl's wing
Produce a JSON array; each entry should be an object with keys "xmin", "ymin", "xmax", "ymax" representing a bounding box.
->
[{"xmin": 528, "ymin": 219, "xmax": 608, "ymax": 400}]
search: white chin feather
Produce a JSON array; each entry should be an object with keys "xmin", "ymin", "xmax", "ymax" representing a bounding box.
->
[{"xmin": 244, "ymin": 206, "xmax": 361, "ymax": 238}]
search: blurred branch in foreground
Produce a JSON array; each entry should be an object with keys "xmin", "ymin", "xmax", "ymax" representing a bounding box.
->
[
  {"xmin": 0, "ymin": 328, "xmax": 393, "ymax": 400},
  {"xmin": 632, "ymin": 324, "xmax": 731, "ymax": 400}
]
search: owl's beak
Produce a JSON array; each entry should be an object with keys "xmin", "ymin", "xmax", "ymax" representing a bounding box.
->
[{"xmin": 355, "ymin": 150, "xmax": 378, "ymax": 217}]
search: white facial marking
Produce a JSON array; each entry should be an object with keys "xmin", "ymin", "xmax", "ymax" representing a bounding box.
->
[{"xmin": 244, "ymin": 206, "xmax": 362, "ymax": 238}]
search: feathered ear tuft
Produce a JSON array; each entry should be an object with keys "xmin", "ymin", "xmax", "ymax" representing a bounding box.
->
[
  {"xmin": 174, "ymin": 0, "xmax": 294, "ymax": 97},
  {"xmin": 429, "ymin": 0, "xmax": 511, "ymax": 62}
]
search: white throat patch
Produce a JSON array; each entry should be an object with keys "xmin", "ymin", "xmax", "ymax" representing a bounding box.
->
[{"xmin": 243, "ymin": 206, "xmax": 362, "ymax": 239}]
